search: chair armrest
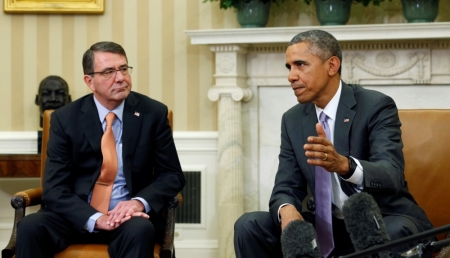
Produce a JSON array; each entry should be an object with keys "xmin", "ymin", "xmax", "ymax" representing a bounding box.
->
[
  {"xmin": 12, "ymin": 187, "xmax": 43, "ymax": 208},
  {"xmin": 2, "ymin": 187, "xmax": 43, "ymax": 258},
  {"xmin": 160, "ymin": 193, "xmax": 183, "ymax": 258}
]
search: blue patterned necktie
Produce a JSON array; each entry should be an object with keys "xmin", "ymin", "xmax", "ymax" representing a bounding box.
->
[{"xmin": 315, "ymin": 111, "xmax": 334, "ymax": 257}]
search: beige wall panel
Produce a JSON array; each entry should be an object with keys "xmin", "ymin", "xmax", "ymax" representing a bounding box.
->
[
  {"xmin": 0, "ymin": 12, "xmax": 12, "ymax": 130},
  {"xmin": 123, "ymin": 0, "xmax": 138, "ymax": 93},
  {"xmin": 110, "ymin": 1, "xmax": 124, "ymax": 46},
  {"xmin": 11, "ymin": 16, "xmax": 25, "ymax": 131},
  {"xmin": 174, "ymin": 0, "xmax": 189, "ymax": 130},
  {"xmin": 223, "ymin": 8, "xmax": 238, "ymax": 28},
  {"xmin": 23, "ymin": 15, "xmax": 37, "ymax": 130},
  {"xmin": 162, "ymin": 0, "xmax": 175, "ymax": 116},
  {"xmin": 210, "ymin": 2, "xmax": 224, "ymax": 29},
  {"xmin": 148, "ymin": 0, "xmax": 163, "ymax": 104},
  {"xmin": 98, "ymin": 0, "xmax": 112, "ymax": 42},
  {"xmin": 73, "ymin": 16, "xmax": 90, "ymax": 98},
  {"xmin": 49, "ymin": 16, "xmax": 63, "ymax": 76},
  {"xmin": 136, "ymin": 1, "xmax": 150, "ymax": 97},
  {"xmin": 36, "ymin": 16, "xmax": 50, "ymax": 80},
  {"xmin": 199, "ymin": 45, "xmax": 215, "ymax": 131},
  {"xmin": 185, "ymin": 0, "xmax": 200, "ymax": 131},
  {"xmin": 198, "ymin": 0, "xmax": 216, "ymax": 131},
  {"xmin": 61, "ymin": 16, "xmax": 76, "ymax": 105},
  {"xmin": 86, "ymin": 16, "xmax": 100, "ymax": 48},
  {"xmin": 1, "ymin": 0, "xmax": 449, "ymax": 132}
]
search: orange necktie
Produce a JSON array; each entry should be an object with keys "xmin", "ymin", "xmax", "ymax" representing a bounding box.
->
[{"xmin": 90, "ymin": 112, "xmax": 118, "ymax": 214}]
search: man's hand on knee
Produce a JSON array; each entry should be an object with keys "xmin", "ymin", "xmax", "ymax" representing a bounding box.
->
[
  {"xmin": 107, "ymin": 200, "xmax": 150, "ymax": 227},
  {"xmin": 95, "ymin": 215, "xmax": 118, "ymax": 231}
]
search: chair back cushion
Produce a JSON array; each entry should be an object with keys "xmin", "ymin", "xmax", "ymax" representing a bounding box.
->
[
  {"xmin": 40, "ymin": 109, "xmax": 54, "ymax": 187},
  {"xmin": 399, "ymin": 109, "xmax": 450, "ymax": 230}
]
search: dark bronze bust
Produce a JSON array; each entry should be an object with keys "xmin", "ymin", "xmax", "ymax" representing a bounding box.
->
[{"xmin": 35, "ymin": 75, "xmax": 72, "ymax": 127}]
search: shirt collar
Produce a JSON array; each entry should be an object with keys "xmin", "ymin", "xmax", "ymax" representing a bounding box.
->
[
  {"xmin": 93, "ymin": 96, "xmax": 124, "ymax": 123},
  {"xmin": 315, "ymin": 80, "xmax": 342, "ymax": 121}
]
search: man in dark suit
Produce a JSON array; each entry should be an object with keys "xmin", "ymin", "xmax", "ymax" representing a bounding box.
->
[
  {"xmin": 16, "ymin": 41, "xmax": 185, "ymax": 258},
  {"xmin": 234, "ymin": 30, "xmax": 433, "ymax": 258}
]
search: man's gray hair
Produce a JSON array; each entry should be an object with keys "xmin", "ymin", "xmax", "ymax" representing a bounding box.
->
[{"xmin": 82, "ymin": 41, "xmax": 128, "ymax": 75}]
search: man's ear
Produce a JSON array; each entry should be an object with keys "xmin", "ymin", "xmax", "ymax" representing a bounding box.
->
[
  {"xmin": 328, "ymin": 56, "xmax": 341, "ymax": 76},
  {"xmin": 84, "ymin": 75, "xmax": 95, "ymax": 92},
  {"xmin": 35, "ymin": 95, "xmax": 39, "ymax": 105}
]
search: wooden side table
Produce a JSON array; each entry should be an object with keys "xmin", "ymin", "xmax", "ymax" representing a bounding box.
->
[{"xmin": 0, "ymin": 154, "xmax": 40, "ymax": 177}]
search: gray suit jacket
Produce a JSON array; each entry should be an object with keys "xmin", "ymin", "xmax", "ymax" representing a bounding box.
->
[
  {"xmin": 42, "ymin": 91, "xmax": 185, "ymax": 232},
  {"xmin": 269, "ymin": 83, "xmax": 432, "ymax": 229}
]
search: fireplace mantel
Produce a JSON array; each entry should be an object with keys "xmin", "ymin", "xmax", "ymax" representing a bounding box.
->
[{"xmin": 186, "ymin": 22, "xmax": 450, "ymax": 45}]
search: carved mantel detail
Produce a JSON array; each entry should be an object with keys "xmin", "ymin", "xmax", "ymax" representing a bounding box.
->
[{"xmin": 343, "ymin": 50, "xmax": 431, "ymax": 85}]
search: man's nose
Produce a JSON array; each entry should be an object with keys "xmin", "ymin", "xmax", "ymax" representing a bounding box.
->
[
  {"xmin": 114, "ymin": 70, "xmax": 125, "ymax": 82},
  {"xmin": 288, "ymin": 70, "xmax": 297, "ymax": 83}
]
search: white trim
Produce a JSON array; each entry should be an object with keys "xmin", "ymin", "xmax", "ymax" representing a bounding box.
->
[
  {"xmin": 173, "ymin": 132, "xmax": 218, "ymax": 153},
  {"xmin": 0, "ymin": 131, "xmax": 38, "ymax": 154},
  {"xmin": 0, "ymin": 131, "xmax": 218, "ymax": 154},
  {"xmin": 174, "ymin": 239, "xmax": 218, "ymax": 249},
  {"xmin": 185, "ymin": 22, "xmax": 450, "ymax": 45}
]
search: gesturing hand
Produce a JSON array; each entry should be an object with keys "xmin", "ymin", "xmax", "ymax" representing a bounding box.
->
[{"xmin": 303, "ymin": 123, "xmax": 349, "ymax": 176}]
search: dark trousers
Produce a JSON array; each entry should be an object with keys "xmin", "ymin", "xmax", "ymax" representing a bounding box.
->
[
  {"xmin": 16, "ymin": 208, "xmax": 163, "ymax": 258},
  {"xmin": 234, "ymin": 211, "xmax": 432, "ymax": 258}
]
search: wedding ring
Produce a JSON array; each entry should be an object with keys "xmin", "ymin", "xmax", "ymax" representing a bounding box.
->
[{"xmin": 323, "ymin": 153, "xmax": 328, "ymax": 161}]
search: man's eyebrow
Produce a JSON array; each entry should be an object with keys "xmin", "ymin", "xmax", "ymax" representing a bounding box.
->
[
  {"xmin": 99, "ymin": 64, "xmax": 128, "ymax": 71},
  {"xmin": 293, "ymin": 60, "xmax": 306, "ymax": 66}
]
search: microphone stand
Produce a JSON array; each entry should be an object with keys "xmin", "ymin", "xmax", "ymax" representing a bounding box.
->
[{"xmin": 340, "ymin": 224, "xmax": 450, "ymax": 258}]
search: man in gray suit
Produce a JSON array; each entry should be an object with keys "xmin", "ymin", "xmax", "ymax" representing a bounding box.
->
[{"xmin": 234, "ymin": 30, "xmax": 433, "ymax": 258}]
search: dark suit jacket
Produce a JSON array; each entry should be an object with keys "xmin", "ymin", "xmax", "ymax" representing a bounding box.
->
[
  {"xmin": 42, "ymin": 91, "xmax": 185, "ymax": 232},
  {"xmin": 269, "ymin": 82, "xmax": 432, "ymax": 229}
]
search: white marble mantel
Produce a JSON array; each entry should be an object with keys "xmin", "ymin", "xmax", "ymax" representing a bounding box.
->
[
  {"xmin": 186, "ymin": 22, "xmax": 450, "ymax": 44},
  {"xmin": 186, "ymin": 23, "xmax": 450, "ymax": 258}
]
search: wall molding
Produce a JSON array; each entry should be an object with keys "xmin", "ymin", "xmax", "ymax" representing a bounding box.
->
[
  {"xmin": 186, "ymin": 22, "xmax": 450, "ymax": 45},
  {"xmin": 0, "ymin": 131, "xmax": 218, "ymax": 154},
  {"xmin": 0, "ymin": 132, "xmax": 38, "ymax": 154},
  {"xmin": 174, "ymin": 239, "xmax": 218, "ymax": 249}
]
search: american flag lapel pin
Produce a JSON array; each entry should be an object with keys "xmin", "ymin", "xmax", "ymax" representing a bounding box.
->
[
  {"xmin": 134, "ymin": 111, "xmax": 140, "ymax": 117},
  {"xmin": 344, "ymin": 118, "xmax": 350, "ymax": 123}
]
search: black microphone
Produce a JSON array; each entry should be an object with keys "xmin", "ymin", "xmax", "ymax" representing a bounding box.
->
[
  {"xmin": 398, "ymin": 237, "xmax": 450, "ymax": 258},
  {"xmin": 281, "ymin": 219, "xmax": 322, "ymax": 258},
  {"xmin": 340, "ymin": 224, "xmax": 450, "ymax": 258},
  {"xmin": 342, "ymin": 192, "xmax": 391, "ymax": 258}
]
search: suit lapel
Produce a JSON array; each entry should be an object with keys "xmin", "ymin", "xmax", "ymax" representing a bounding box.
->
[
  {"xmin": 122, "ymin": 93, "xmax": 143, "ymax": 188},
  {"xmin": 79, "ymin": 95, "xmax": 102, "ymax": 154},
  {"xmin": 334, "ymin": 82, "xmax": 356, "ymax": 156},
  {"xmin": 79, "ymin": 95, "xmax": 103, "ymax": 185},
  {"xmin": 300, "ymin": 103, "xmax": 319, "ymax": 177}
]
